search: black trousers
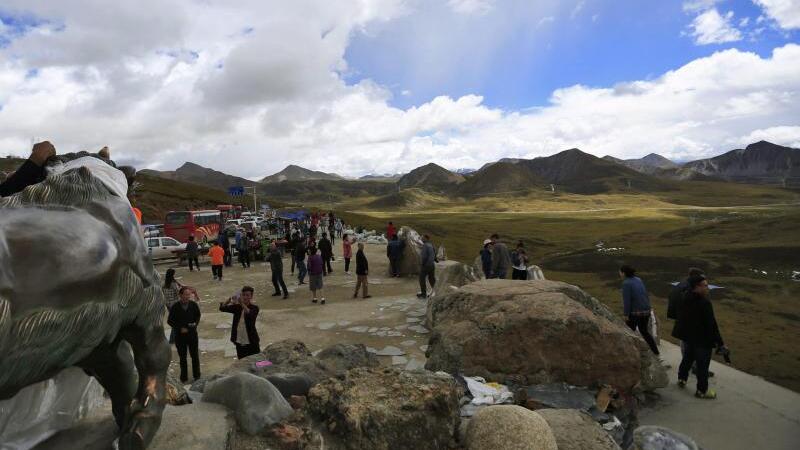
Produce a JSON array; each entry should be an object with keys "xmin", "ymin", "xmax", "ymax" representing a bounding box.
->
[
  {"xmin": 272, "ymin": 270, "xmax": 288, "ymax": 295},
  {"xmin": 188, "ymin": 256, "xmax": 200, "ymax": 271},
  {"xmin": 678, "ymin": 343, "xmax": 712, "ymax": 393},
  {"xmin": 419, "ymin": 264, "xmax": 436, "ymax": 296},
  {"xmin": 389, "ymin": 257, "xmax": 400, "ymax": 276},
  {"xmin": 223, "ymin": 247, "xmax": 232, "ymax": 267},
  {"xmin": 175, "ymin": 332, "xmax": 200, "ymax": 382},
  {"xmin": 626, "ymin": 314, "xmax": 660, "ymax": 355},
  {"xmin": 212, "ymin": 264, "xmax": 223, "ymax": 280},
  {"xmin": 235, "ymin": 343, "xmax": 260, "ymax": 359},
  {"xmin": 344, "ymin": 257, "xmax": 351, "ymax": 272},
  {"xmin": 239, "ymin": 250, "xmax": 251, "ymax": 267},
  {"xmin": 323, "ymin": 256, "xmax": 333, "ymax": 274},
  {"xmin": 512, "ymin": 268, "xmax": 527, "ymax": 280},
  {"xmin": 290, "ymin": 253, "xmax": 296, "ymax": 273}
]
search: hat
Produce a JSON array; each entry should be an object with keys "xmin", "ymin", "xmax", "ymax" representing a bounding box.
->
[{"xmin": 483, "ymin": 239, "xmax": 492, "ymax": 245}]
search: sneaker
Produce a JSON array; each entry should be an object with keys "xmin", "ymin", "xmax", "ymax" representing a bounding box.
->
[
  {"xmin": 312, "ymin": 298, "xmax": 318, "ymax": 303},
  {"xmin": 695, "ymin": 389, "xmax": 717, "ymax": 399},
  {"xmin": 320, "ymin": 299, "xmax": 326, "ymax": 305},
  {"xmin": 677, "ymin": 379, "xmax": 687, "ymax": 389}
]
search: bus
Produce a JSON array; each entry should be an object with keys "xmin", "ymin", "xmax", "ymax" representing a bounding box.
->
[
  {"xmin": 164, "ymin": 210, "xmax": 222, "ymax": 243},
  {"xmin": 217, "ymin": 204, "xmax": 243, "ymax": 221}
]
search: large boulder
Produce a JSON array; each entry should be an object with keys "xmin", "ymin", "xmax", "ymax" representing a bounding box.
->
[
  {"xmin": 307, "ymin": 367, "xmax": 461, "ymax": 450},
  {"xmin": 465, "ymin": 405, "xmax": 557, "ymax": 450},
  {"xmin": 425, "ymin": 280, "xmax": 667, "ymax": 392},
  {"xmin": 537, "ymin": 409, "xmax": 621, "ymax": 450},
  {"xmin": 632, "ymin": 426, "xmax": 699, "ymax": 450},
  {"xmin": 394, "ymin": 226, "xmax": 424, "ymax": 276},
  {"xmin": 430, "ymin": 260, "xmax": 479, "ymax": 300},
  {"xmin": 202, "ymin": 372, "xmax": 293, "ymax": 435}
]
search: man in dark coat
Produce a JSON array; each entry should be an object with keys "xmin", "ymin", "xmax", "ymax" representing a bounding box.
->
[
  {"xmin": 318, "ymin": 233, "xmax": 334, "ymax": 275},
  {"xmin": 354, "ymin": 243, "xmax": 371, "ymax": 299},
  {"xmin": 268, "ymin": 241, "xmax": 288, "ymax": 299},
  {"xmin": 220, "ymin": 286, "xmax": 261, "ymax": 359},
  {"xmin": 386, "ymin": 234, "xmax": 405, "ymax": 277},
  {"xmin": 186, "ymin": 235, "xmax": 200, "ymax": 271},
  {"xmin": 672, "ymin": 274, "xmax": 726, "ymax": 399},
  {"xmin": 0, "ymin": 141, "xmax": 54, "ymax": 197},
  {"xmin": 167, "ymin": 286, "xmax": 202, "ymax": 382}
]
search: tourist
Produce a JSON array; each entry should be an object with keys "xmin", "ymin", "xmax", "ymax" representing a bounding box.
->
[
  {"xmin": 335, "ymin": 218, "xmax": 343, "ymax": 238},
  {"xmin": 0, "ymin": 141, "xmax": 55, "ymax": 197},
  {"xmin": 168, "ymin": 286, "xmax": 202, "ymax": 382},
  {"xmin": 342, "ymin": 233, "xmax": 353, "ymax": 274},
  {"xmin": 511, "ymin": 241, "xmax": 529, "ymax": 280},
  {"xmin": 162, "ymin": 268, "xmax": 182, "ymax": 344},
  {"xmin": 308, "ymin": 247, "xmax": 325, "ymax": 304},
  {"xmin": 268, "ymin": 241, "xmax": 289, "ymax": 299},
  {"xmin": 295, "ymin": 237, "xmax": 308, "ymax": 285},
  {"xmin": 387, "ymin": 234, "xmax": 405, "ymax": 277},
  {"xmin": 668, "ymin": 268, "xmax": 714, "ymax": 378},
  {"xmin": 354, "ymin": 242, "xmax": 372, "ymax": 299},
  {"xmin": 220, "ymin": 286, "xmax": 261, "ymax": 359},
  {"xmin": 480, "ymin": 239, "xmax": 493, "ymax": 279},
  {"xmin": 490, "ymin": 234, "xmax": 511, "ymax": 279},
  {"xmin": 619, "ymin": 265, "xmax": 660, "ymax": 355},
  {"xmin": 217, "ymin": 229, "xmax": 232, "ymax": 267},
  {"xmin": 672, "ymin": 273, "xmax": 726, "ymax": 399},
  {"xmin": 319, "ymin": 233, "xmax": 334, "ymax": 275},
  {"xmin": 208, "ymin": 241, "xmax": 225, "ymax": 281},
  {"xmin": 417, "ymin": 234, "xmax": 437, "ymax": 299},
  {"xmin": 328, "ymin": 212, "xmax": 336, "ymax": 245},
  {"xmin": 186, "ymin": 235, "xmax": 200, "ymax": 271},
  {"xmin": 289, "ymin": 231, "xmax": 299, "ymax": 274},
  {"xmin": 237, "ymin": 231, "xmax": 251, "ymax": 268},
  {"xmin": 386, "ymin": 221, "xmax": 397, "ymax": 239}
]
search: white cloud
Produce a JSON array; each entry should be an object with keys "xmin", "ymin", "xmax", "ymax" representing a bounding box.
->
[
  {"xmin": 687, "ymin": 8, "xmax": 743, "ymax": 45},
  {"xmin": 738, "ymin": 125, "xmax": 800, "ymax": 148},
  {"xmin": 570, "ymin": 1, "xmax": 585, "ymax": 19},
  {"xmin": 753, "ymin": 0, "xmax": 800, "ymax": 29},
  {"xmin": 682, "ymin": 0, "xmax": 722, "ymax": 13},
  {"xmin": 0, "ymin": 2, "xmax": 797, "ymax": 178},
  {"xmin": 537, "ymin": 16, "xmax": 555, "ymax": 27},
  {"xmin": 739, "ymin": 17, "xmax": 750, "ymax": 27},
  {"xmin": 447, "ymin": 0, "xmax": 495, "ymax": 16}
]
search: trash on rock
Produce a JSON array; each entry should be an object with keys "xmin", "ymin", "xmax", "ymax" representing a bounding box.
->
[{"xmin": 463, "ymin": 376, "xmax": 514, "ymax": 406}]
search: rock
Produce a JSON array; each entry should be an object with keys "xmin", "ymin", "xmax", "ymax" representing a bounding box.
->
[
  {"xmin": 307, "ymin": 367, "xmax": 461, "ymax": 450},
  {"xmin": 268, "ymin": 423, "xmax": 305, "ymax": 449},
  {"xmin": 527, "ymin": 265, "xmax": 546, "ymax": 281},
  {"xmin": 429, "ymin": 260, "xmax": 480, "ymax": 303},
  {"xmin": 517, "ymin": 383, "xmax": 596, "ymax": 412},
  {"xmin": 632, "ymin": 426, "xmax": 699, "ymax": 450},
  {"xmin": 347, "ymin": 325, "xmax": 370, "ymax": 333},
  {"xmin": 391, "ymin": 226, "xmax": 424, "ymax": 276},
  {"xmin": 405, "ymin": 358, "xmax": 426, "ymax": 371},
  {"xmin": 202, "ymin": 372, "xmax": 293, "ymax": 435},
  {"xmin": 538, "ymin": 409, "xmax": 621, "ymax": 450},
  {"xmin": 316, "ymin": 343, "xmax": 380, "ymax": 375},
  {"xmin": 265, "ymin": 373, "xmax": 315, "ymax": 398},
  {"xmin": 425, "ymin": 280, "xmax": 668, "ymax": 392},
  {"xmin": 465, "ymin": 405, "xmax": 557, "ymax": 450},
  {"xmin": 375, "ymin": 345, "xmax": 405, "ymax": 356},
  {"xmin": 288, "ymin": 395, "xmax": 307, "ymax": 410},
  {"xmin": 401, "ymin": 340, "xmax": 417, "ymax": 347},
  {"xmin": 166, "ymin": 371, "xmax": 193, "ymax": 405},
  {"xmin": 408, "ymin": 325, "xmax": 430, "ymax": 334},
  {"xmin": 392, "ymin": 356, "xmax": 409, "ymax": 365},
  {"xmin": 473, "ymin": 255, "xmax": 485, "ymax": 279}
]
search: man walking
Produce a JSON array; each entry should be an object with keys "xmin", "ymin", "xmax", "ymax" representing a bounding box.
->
[
  {"xmin": 208, "ymin": 241, "xmax": 225, "ymax": 281},
  {"xmin": 319, "ymin": 233, "xmax": 334, "ymax": 275},
  {"xmin": 480, "ymin": 239, "xmax": 493, "ymax": 279},
  {"xmin": 417, "ymin": 234, "xmax": 436, "ymax": 299},
  {"xmin": 295, "ymin": 237, "xmax": 308, "ymax": 285},
  {"xmin": 186, "ymin": 235, "xmax": 200, "ymax": 271},
  {"xmin": 490, "ymin": 234, "xmax": 511, "ymax": 279},
  {"xmin": 220, "ymin": 286, "xmax": 261, "ymax": 359},
  {"xmin": 167, "ymin": 287, "xmax": 202, "ymax": 382},
  {"xmin": 387, "ymin": 234, "xmax": 404, "ymax": 277},
  {"xmin": 668, "ymin": 268, "xmax": 714, "ymax": 378},
  {"xmin": 672, "ymin": 274, "xmax": 726, "ymax": 399},
  {"xmin": 354, "ymin": 242, "xmax": 371, "ymax": 299},
  {"xmin": 342, "ymin": 233, "xmax": 353, "ymax": 274},
  {"xmin": 511, "ymin": 241, "xmax": 529, "ymax": 280},
  {"xmin": 268, "ymin": 241, "xmax": 289, "ymax": 299}
]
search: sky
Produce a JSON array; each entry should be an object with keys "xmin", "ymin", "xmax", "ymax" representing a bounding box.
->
[{"xmin": 0, "ymin": 0, "xmax": 798, "ymax": 179}]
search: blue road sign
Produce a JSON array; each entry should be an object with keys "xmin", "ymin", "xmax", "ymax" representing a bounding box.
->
[{"xmin": 228, "ymin": 186, "xmax": 244, "ymax": 196}]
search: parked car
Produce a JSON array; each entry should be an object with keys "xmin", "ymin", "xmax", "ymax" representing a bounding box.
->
[
  {"xmin": 143, "ymin": 224, "xmax": 163, "ymax": 238},
  {"xmin": 146, "ymin": 236, "xmax": 186, "ymax": 260}
]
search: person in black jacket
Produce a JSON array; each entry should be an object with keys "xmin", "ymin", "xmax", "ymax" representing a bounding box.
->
[
  {"xmin": 220, "ymin": 286, "xmax": 261, "ymax": 359},
  {"xmin": 268, "ymin": 241, "xmax": 288, "ymax": 299},
  {"xmin": 668, "ymin": 268, "xmax": 715, "ymax": 378},
  {"xmin": 186, "ymin": 235, "xmax": 200, "ymax": 271},
  {"xmin": 386, "ymin": 234, "xmax": 405, "ymax": 277},
  {"xmin": 319, "ymin": 233, "xmax": 333, "ymax": 275},
  {"xmin": 354, "ymin": 243, "xmax": 371, "ymax": 299},
  {"xmin": 167, "ymin": 286, "xmax": 202, "ymax": 382},
  {"xmin": 672, "ymin": 274, "xmax": 727, "ymax": 399},
  {"xmin": 0, "ymin": 141, "xmax": 55, "ymax": 197}
]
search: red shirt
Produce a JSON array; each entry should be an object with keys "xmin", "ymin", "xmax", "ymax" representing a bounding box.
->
[{"xmin": 387, "ymin": 224, "xmax": 396, "ymax": 238}]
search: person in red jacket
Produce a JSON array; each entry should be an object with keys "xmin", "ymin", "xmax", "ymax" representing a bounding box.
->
[{"xmin": 386, "ymin": 221, "xmax": 397, "ymax": 239}]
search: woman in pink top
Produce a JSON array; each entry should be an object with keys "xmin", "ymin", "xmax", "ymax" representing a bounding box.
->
[{"xmin": 342, "ymin": 233, "xmax": 353, "ymax": 274}]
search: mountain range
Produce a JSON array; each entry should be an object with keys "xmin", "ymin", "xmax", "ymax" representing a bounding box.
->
[{"xmin": 140, "ymin": 141, "xmax": 799, "ymax": 202}]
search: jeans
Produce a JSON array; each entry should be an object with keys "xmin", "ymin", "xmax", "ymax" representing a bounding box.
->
[
  {"xmin": 323, "ymin": 257, "xmax": 333, "ymax": 274},
  {"xmin": 344, "ymin": 257, "xmax": 351, "ymax": 272},
  {"xmin": 512, "ymin": 268, "xmax": 527, "ymax": 280},
  {"xmin": 223, "ymin": 247, "xmax": 232, "ymax": 267},
  {"xmin": 678, "ymin": 342, "xmax": 712, "ymax": 393},
  {"xmin": 175, "ymin": 332, "xmax": 200, "ymax": 382},
  {"xmin": 296, "ymin": 259, "xmax": 307, "ymax": 283},
  {"xmin": 212, "ymin": 264, "xmax": 223, "ymax": 280},
  {"xmin": 419, "ymin": 264, "xmax": 436, "ymax": 296},
  {"xmin": 626, "ymin": 314, "xmax": 660, "ymax": 355},
  {"xmin": 272, "ymin": 270, "xmax": 288, "ymax": 296},
  {"xmin": 188, "ymin": 256, "xmax": 200, "ymax": 271},
  {"xmin": 354, "ymin": 275, "xmax": 369, "ymax": 297},
  {"xmin": 389, "ymin": 257, "xmax": 400, "ymax": 276}
]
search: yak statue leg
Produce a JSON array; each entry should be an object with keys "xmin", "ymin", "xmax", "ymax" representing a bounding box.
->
[
  {"xmin": 118, "ymin": 323, "xmax": 171, "ymax": 450},
  {"xmin": 78, "ymin": 339, "xmax": 137, "ymax": 429}
]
